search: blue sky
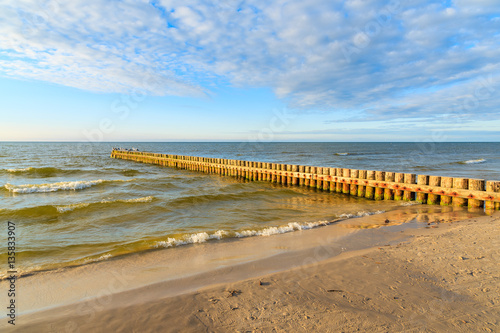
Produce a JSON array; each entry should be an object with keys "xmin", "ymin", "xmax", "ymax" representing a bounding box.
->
[{"xmin": 0, "ymin": 0, "xmax": 499, "ymax": 142}]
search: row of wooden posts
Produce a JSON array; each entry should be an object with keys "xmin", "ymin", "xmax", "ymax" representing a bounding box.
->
[{"xmin": 111, "ymin": 150, "xmax": 500, "ymax": 211}]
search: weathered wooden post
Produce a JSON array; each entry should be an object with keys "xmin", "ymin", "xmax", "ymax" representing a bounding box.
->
[
  {"xmin": 316, "ymin": 167, "xmax": 323, "ymax": 190},
  {"xmin": 304, "ymin": 166, "xmax": 311, "ymax": 186},
  {"xmin": 416, "ymin": 175, "xmax": 429, "ymax": 204},
  {"xmin": 342, "ymin": 169, "xmax": 351, "ymax": 194},
  {"xmin": 485, "ymin": 181, "xmax": 500, "ymax": 211},
  {"xmin": 310, "ymin": 167, "xmax": 317, "ymax": 188},
  {"xmin": 468, "ymin": 179, "xmax": 485, "ymax": 208},
  {"xmin": 403, "ymin": 173, "xmax": 416, "ymax": 201},
  {"xmin": 452, "ymin": 178, "xmax": 468, "ymax": 207},
  {"xmin": 299, "ymin": 165, "xmax": 305, "ymax": 185},
  {"xmin": 427, "ymin": 176, "xmax": 441, "ymax": 205},
  {"xmin": 374, "ymin": 171, "xmax": 385, "ymax": 200},
  {"xmin": 365, "ymin": 170, "xmax": 375, "ymax": 200},
  {"xmin": 384, "ymin": 172, "xmax": 395, "ymax": 200},
  {"xmin": 394, "ymin": 173, "xmax": 404, "ymax": 201},
  {"xmin": 292, "ymin": 165, "xmax": 299, "ymax": 185},
  {"xmin": 440, "ymin": 177, "xmax": 453, "ymax": 206},
  {"xmin": 350, "ymin": 169, "xmax": 358, "ymax": 196},
  {"xmin": 357, "ymin": 170, "xmax": 366, "ymax": 197},
  {"xmin": 329, "ymin": 168, "xmax": 336, "ymax": 192},
  {"xmin": 323, "ymin": 168, "xmax": 330, "ymax": 191},
  {"xmin": 336, "ymin": 168, "xmax": 343, "ymax": 193}
]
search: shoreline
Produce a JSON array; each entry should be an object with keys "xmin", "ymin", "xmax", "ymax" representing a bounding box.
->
[{"xmin": 2, "ymin": 208, "xmax": 498, "ymax": 331}]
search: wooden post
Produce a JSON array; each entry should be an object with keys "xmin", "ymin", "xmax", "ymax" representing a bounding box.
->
[
  {"xmin": 427, "ymin": 176, "xmax": 441, "ymax": 205},
  {"xmin": 336, "ymin": 168, "xmax": 343, "ymax": 193},
  {"xmin": 394, "ymin": 173, "xmax": 404, "ymax": 200},
  {"xmin": 374, "ymin": 171, "xmax": 385, "ymax": 200},
  {"xmin": 485, "ymin": 181, "xmax": 500, "ymax": 211},
  {"xmin": 403, "ymin": 173, "xmax": 416, "ymax": 201},
  {"xmin": 384, "ymin": 172, "xmax": 395, "ymax": 200},
  {"xmin": 440, "ymin": 177, "xmax": 453, "ymax": 206},
  {"xmin": 291, "ymin": 165, "xmax": 298, "ymax": 185},
  {"xmin": 316, "ymin": 167, "xmax": 323, "ymax": 190},
  {"xmin": 468, "ymin": 179, "xmax": 485, "ymax": 208},
  {"xmin": 357, "ymin": 170, "xmax": 366, "ymax": 197},
  {"xmin": 287, "ymin": 164, "xmax": 293, "ymax": 185},
  {"xmin": 329, "ymin": 168, "xmax": 336, "ymax": 192},
  {"xmin": 310, "ymin": 167, "xmax": 317, "ymax": 188},
  {"xmin": 452, "ymin": 178, "xmax": 468, "ymax": 207},
  {"xmin": 350, "ymin": 169, "xmax": 358, "ymax": 196},
  {"xmin": 365, "ymin": 170, "xmax": 375, "ymax": 200},
  {"xmin": 416, "ymin": 175, "xmax": 429, "ymax": 204},
  {"xmin": 323, "ymin": 168, "xmax": 330, "ymax": 191},
  {"xmin": 271, "ymin": 163, "xmax": 277, "ymax": 183},
  {"xmin": 299, "ymin": 165, "xmax": 305, "ymax": 185},
  {"xmin": 342, "ymin": 169, "xmax": 350, "ymax": 194},
  {"xmin": 304, "ymin": 166, "xmax": 310, "ymax": 186},
  {"xmin": 280, "ymin": 164, "xmax": 285, "ymax": 184}
]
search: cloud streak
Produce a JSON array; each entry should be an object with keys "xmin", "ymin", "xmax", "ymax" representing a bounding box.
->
[{"xmin": 0, "ymin": 0, "xmax": 499, "ymax": 122}]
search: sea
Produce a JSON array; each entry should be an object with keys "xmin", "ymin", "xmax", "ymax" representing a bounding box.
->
[{"xmin": 1, "ymin": 142, "xmax": 498, "ymax": 278}]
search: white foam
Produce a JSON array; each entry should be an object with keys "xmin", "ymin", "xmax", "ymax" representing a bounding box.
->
[
  {"xmin": 210, "ymin": 230, "xmax": 228, "ymax": 240},
  {"xmin": 235, "ymin": 221, "xmax": 329, "ymax": 238},
  {"xmin": 154, "ymin": 211, "xmax": 382, "ymax": 248},
  {"xmin": 399, "ymin": 201, "xmax": 421, "ymax": 206},
  {"xmin": 464, "ymin": 158, "xmax": 486, "ymax": 164},
  {"xmin": 83, "ymin": 253, "xmax": 112, "ymax": 264},
  {"xmin": 4, "ymin": 180, "xmax": 105, "ymax": 193},
  {"xmin": 56, "ymin": 203, "xmax": 91, "ymax": 213},
  {"xmin": 55, "ymin": 196, "xmax": 154, "ymax": 213},
  {"xmin": 338, "ymin": 210, "xmax": 384, "ymax": 219},
  {"xmin": 6, "ymin": 167, "xmax": 32, "ymax": 172},
  {"xmin": 155, "ymin": 232, "xmax": 212, "ymax": 248},
  {"xmin": 120, "ymin": 196, "xmax": 154, "ymax": 203}
]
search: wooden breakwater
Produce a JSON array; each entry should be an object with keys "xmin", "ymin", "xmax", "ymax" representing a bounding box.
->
[{"xmin": 111, "ymin": 150, "xmax": 500, "ymax": 211}]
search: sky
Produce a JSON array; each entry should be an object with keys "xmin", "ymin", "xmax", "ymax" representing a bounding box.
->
[{"xmin": 0, "ymin": 0, "xmax": 499, "ymax": 142}]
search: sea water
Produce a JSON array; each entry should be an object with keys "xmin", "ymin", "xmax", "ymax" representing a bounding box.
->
[{"xmin": 0, "ymin": 142, "xmax": 497, "ymax": 278}]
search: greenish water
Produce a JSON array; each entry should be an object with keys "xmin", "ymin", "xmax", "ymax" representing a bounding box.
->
[{"xmin": 1, "ymin": 142, "xmax": 497, "ymax": 278}]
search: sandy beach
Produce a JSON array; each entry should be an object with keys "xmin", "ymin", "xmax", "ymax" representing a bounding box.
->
[{"xmin": 1, "ymin": 209, "xmax": 497, "ymax": 332}]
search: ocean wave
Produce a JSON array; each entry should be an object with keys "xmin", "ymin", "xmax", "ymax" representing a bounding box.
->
[
  {"xmin": 6, "ymin": 167, "xmax": 32, "ymax": 172},
  {"xmin": 3, "ymin": 166, "xmax": 79, "ymax": 177},
  {"xmin": 155, "ymin": 231, "xmax": 228, "ymax": 248},
  {"xmin": 3, "ymin": 179, "xmax": 131, "ymax": 194},
  {"xmin": 83, "ymin": 253, "xmax": 112, "ymax": 264},
  {"xmin": 154, "ymin": 210, "xmax": 383, "ymax": 249},
  {"xmin": 338, "ymin": 210, "xmax": 385, "ymax": 219},
  {"xmin": 56, "ymin": 203, "xmax": 92, "ymax": 213},
  {"xmin": 1, "ymin": 166, "xmax": 143, "ymax": 178},
  {"xmin": 460, "ymin": 159, "xmax": 486, "ymax": 164},
  {"xmin": 235, "ymin": 221, "xmax": 330, "ymax": 238},
  {"xmin": 56, "ymin": 196, "xmax": 155, "ymax": 213},
  {"xmin": 399, "ymin": 201, "xmax": 422, "ymax": 206},
  {"xmin": 0, "ymin": 195, "xmax": 156, "ymax": 218},
  {"xmin": 4, "ymin": 180, "xmax": 105, "ymax": 193}
]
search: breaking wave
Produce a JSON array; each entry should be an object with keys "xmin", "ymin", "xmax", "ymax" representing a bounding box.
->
[
  {"xmin": 154, "ymin": 210, "xmax": 385, "ymax": 248},
  {"xmin": 460, "ymin": 159, "xmax": 486, "ymax": 164},
  {"xmin": 0, "ymin": 196, "xmax": 156, "ymax": 217},
  {"xmin": 1, "ymin": 166, "xmax": 142, "ymax": 177},
  {"xmin": 3, "ymin": 179, "xmax": 130, "ymax": 194}
]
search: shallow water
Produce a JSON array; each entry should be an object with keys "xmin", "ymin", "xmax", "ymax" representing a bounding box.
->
[{"xmin": 0, "ymin": 142, "xmax": 496, "ymax": 277}]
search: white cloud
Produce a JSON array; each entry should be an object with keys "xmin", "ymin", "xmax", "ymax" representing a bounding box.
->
[{"xmin": 0, "ymin": 0, "xmax": 499, "ymax": 121}]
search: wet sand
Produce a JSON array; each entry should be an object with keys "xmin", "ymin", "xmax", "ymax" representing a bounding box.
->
[{"xmin": 2, "ymin": 208, "xmax": 498, "ymax": 332}]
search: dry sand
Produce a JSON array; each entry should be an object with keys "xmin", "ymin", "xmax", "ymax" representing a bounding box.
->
[{"xmin": 4, "ymin": 210, "xmax": 499, "ymax": 332}]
